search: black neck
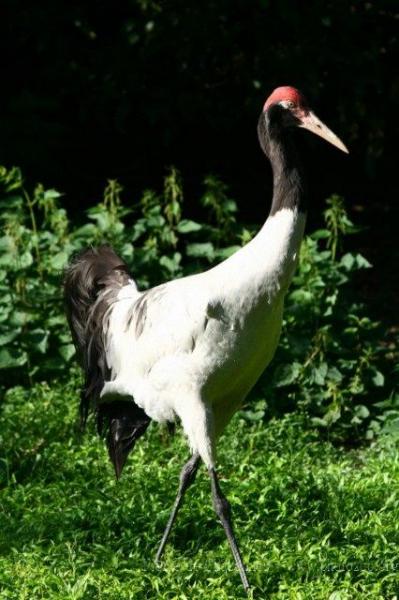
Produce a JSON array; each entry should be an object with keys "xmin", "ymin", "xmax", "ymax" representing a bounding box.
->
[{"xmin": 258, "ymin": 107, "xmax": 308, "ymax": 217}]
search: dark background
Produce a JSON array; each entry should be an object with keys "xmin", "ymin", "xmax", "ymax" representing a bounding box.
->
[{"xmin": 1, "ymin": 1, "xmax": 398, "ymax": 309}]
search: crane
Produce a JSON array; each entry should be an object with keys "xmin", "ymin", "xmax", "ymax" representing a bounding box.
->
[{"xmin": 64, "ymin": 86, "xmax": 348, "ymax": 594}]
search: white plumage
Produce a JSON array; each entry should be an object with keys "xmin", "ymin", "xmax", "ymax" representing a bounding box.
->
[{"xmin": 102, "ymin": 207, "xmax": 305, "ymax": 466}]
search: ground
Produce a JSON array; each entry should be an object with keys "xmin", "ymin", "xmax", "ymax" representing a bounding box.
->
[{"xmin": 0, "ymin": 379, "xmax": 398, "ymax": 599}]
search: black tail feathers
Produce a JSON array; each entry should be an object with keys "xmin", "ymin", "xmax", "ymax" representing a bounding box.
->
[
  {"xmin": 64, "ymin": 245, "xmax": 151, "ymax": 477},
  {"xmin": 64, "ymin": 245, "xmax": 131, "ymax": 424}
]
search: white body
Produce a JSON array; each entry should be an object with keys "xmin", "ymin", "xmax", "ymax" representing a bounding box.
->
[{"xmin": 101, "ymin": 207, "xmax": 306, "ymax": 467}]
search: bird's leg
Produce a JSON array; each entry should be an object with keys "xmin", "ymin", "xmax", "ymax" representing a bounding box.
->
[
  {"xmin": 155, "ymin": 452, "xmax": 201, "ymax": 563},
  {"xmin": 209, "ymin": 467, "xmax": 250, "ymax": 594}
]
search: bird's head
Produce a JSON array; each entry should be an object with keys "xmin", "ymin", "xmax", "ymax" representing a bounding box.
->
[{"xmin": 261, "ymin": 85, "xmax": 348, "ymax": 153}]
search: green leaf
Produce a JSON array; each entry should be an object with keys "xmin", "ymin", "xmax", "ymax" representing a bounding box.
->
[
  {"xmin": 311, "ymin": 229, "xmax": 330, "ymax": 240},
  {"xmin": 131, "ymin": 222, "xmax": 147, "ymax": 241},
  {"xmin": 0, "ymin": 235, "xmax": 14, "ymax": 252},
  {"xmin": 72, "ymin": 223, "xmax": 98, "ymax": 239},
  {"xmin": 355, "ymin": 253, "xmax": 372, "ymax": 269},
  {"xmin": 50, "ymin": 251, "xmax": 69, "ymax": 270},
  {"xmin": 372, "ymin": 370, "xmax": 385, "ymax": 387},
  {"xmin": 243, "ymin": 410, "xmax": 265, "ymax": 422},
  {"xmin": 0, "ymin": 195, "xmax": 23, "ymax": 210},
  {"xmin": 186, "ymin": 242, "xmax": 215, "ymax": 260},
  {"xmin": 214, "ymin": 246, "xmax": 240, "ymax": 260},
  {"xmin": 0, "ymin": 348, "xmax": 27, "ymax": 369},
  {"xmin": 340, "ymin": 253, "xmax": 355, "ymax": 271},
  {"xmin": 176, "ymin": 219, "xmax": 202, "ymax": 233},
  {"xmin": 289, "ymin": 289, "xmax": 313, "ymax": 304},
  {"xmin": 19, "ymin": 251, "xmax": 33, "ymax": 269},
  {"xmin": 324, "ymin": 405, "xmax": 341, "ymax": 425},
  {"xmin": 58, "ymin": 344, "xmax": 75, "ymax": 362},
  {"xmin": 26, "ymin": 329, "xmax": 49, "ymax": 354},
  {"xmin": 327, "ymin": 367, "xmax": 343, "ymax": 383},
  {"xmin": 311, "ymin": 416, "xmax": 328, "ymax": 427},
  {"xmin": 381, "ymin": 418, "xmax": 399, "ymax": 435},
  {"xmin": 223, "ymin": 199, "xmax": 237, "ymax": 213},
  {"xmin": 87, "ymin": 209, "xmax": 112, "ymax": 230},
  {"xmin": 146, "ymin": 215, "xmax": 165, "ymax": 228},
  {"xmin": 354, "ymin": 404, "xmax": 370, "ymax": 419},
  {"xmin": 274, "ymin": 362, "xmax": 302, "ymax": 387},
  {"xmin": 159, "ymin": 253, "xmax": 181, "ymax": 274},
  {"xmin": 0, "ymin": 330, "xmax": 21, "ymax": 346},
  {"xmin": 46, "ymin": 315, "xmax": 67, "ymax": 327},
  {"xmin": 9, "ymin": 311, "xmax": 30, "ymax": 327},
  {"xmin": 311, "ymin": 362, "xmax": 328, "ymax": 386},
  {"xmin": 44, "ymin": 189, "xmax": 61, "ymax": 200}
]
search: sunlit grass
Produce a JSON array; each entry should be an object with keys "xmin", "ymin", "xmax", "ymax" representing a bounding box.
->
[{"xmin": 1, "ymin": 379, "xmax": 399, "ymax": 599}]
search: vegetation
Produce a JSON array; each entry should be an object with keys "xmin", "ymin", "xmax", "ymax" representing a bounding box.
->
[
  {"xmin": 0, "ymin": 165, "xmax": 397, "ymax": 440},
  {"xmin": 0, "ymin": 164, "xmax": 398, "ymax": 597},
  {"xmin": 1, "ymin": 380, "xmax": 399, "ymax": 598}
]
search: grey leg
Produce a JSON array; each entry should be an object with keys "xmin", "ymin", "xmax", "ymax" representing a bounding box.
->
[
  {"xmin": 155, "ymin": 452, "xmax": 201, "ymax": 563},
  {"xmin": 209, "ymin": 467, "xmax": 250, "ymax": 594}
]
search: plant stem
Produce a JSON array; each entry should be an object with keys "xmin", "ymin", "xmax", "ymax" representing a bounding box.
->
[{"xmin": 23, "ymin": 188, "xmax": 43, "ymax": 280}]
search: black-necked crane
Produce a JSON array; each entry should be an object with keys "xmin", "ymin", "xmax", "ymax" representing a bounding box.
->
[{"xmin": 64, "ymin": 86, "xmax": 348, "ymax": 594}]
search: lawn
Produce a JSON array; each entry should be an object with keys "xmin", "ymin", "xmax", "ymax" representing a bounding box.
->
[{"xmin": 1, "ymin": 378, "xmax": 398, "ymax": 599}]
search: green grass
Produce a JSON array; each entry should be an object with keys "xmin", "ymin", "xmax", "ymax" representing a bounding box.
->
[{"xmin": 1, "ymin": 379, "xmax": 399, "ymax": 599}]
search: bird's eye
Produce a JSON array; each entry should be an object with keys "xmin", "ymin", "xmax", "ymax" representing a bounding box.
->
[{"xmin": 279, "ymin": 100, "xmax": 296, "ymax": 110}]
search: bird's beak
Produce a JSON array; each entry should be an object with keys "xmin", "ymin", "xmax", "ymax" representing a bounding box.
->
[
  {"xmin": 299, "ymin": 110, "xmax": 349, "ymax": 153},
  {"xmin": 107, "ymin": 431, "xmax": 132, "ymax": 479}
]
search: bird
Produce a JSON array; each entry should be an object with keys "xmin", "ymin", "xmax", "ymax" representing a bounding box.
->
[{"xmin": 64, "ymin": 85, "xmax": 348, "ymax": 594}]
